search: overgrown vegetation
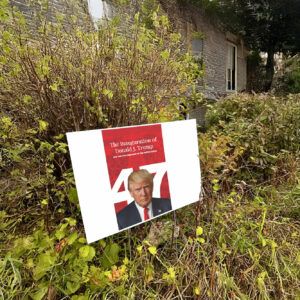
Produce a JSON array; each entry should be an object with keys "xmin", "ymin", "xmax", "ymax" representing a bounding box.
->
[
  {"xmin": 1, "ymin": 0, "xmax": 299, "ymax": 299},
  {"xmin": 0, "ymin": 0, "xmax": 201, "ymax": 228},
  {"xmin": 275, "ymin": 54, "xmax": 300, "ymax": 94},
  {"xmin": 249, "ymin": 53, "xmax": 300, "ymax": 94}
]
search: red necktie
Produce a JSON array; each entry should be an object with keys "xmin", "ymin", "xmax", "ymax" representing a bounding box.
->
[{"xmin": 144, "ymin": 208, "xmax": 149, "ymax": 221}]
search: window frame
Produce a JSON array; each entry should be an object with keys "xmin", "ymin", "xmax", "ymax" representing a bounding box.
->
[
  {"xmin": 226, "ymin": 42, "xmax": 237, "ymax": 92},
  {"xmin": 88, "ymin": 0, "xmax": 112, "ymax": 28},
  {"xmin": 191, "ymin": 36, "xmax": 204, "ymax": 58}
]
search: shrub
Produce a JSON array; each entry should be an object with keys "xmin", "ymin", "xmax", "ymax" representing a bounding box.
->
[
  {"xmin": 0, "ymin": 0, "xmax": 202, "ymax": 213},
  {"xmin": 0, "ymin": 0, "xmax": 202, "ymax": 135},
  {"xmin": 203, "ymin": 93, "xmax": 300, "ymax": 185},
  {"xmin": 284, "ymin": 55, "xmax": 300, "ymax": 93}
]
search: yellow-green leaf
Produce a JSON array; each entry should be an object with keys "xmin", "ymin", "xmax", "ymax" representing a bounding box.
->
[
  {"xmin": 196, "ymin": 226, "xmax": 203, "ymax": 236},
  {"xmin": 79, "ymin": 245, "xmax": 90, "ymax": 258},
  {"xmin": 30, "ymin": 287, "xmax": 48, "ymax": 300},
  {"xmin": 23, "ymin": 95, "xmax": 32, "ymax": 104},
  {"xmin": 168, "ymin": 267, "xmax": 175, "ymax": 279},
  {"xmin": 161, "ymin": 50, "xmax": 170, "ymax": 59},
  {"xmin": 68, "ymin": 188, "xmax": 78, "ymax": 204},
  {"xmin": 103, "ymin": 89, "xmax": 113, "ymax": 99},
  {"xmin": 67, "ymin": 281, "xmax": 80, "ymax": 294},
  {"xmin": 41, "ymin": 199, "xmax": 48, "ymax": 205},
  {"xmin": 100, "ymin": 243, "xmax": 120, "ymax": 268},
  {"xmin": 39, "ymin": 120, "xmax": 48, "ymax": 132},
  {"xmin": 67, "ymin": 231, "xmax": 77, "ymax": 245},
  {"xmin": 148, "ymin": 246, "xmax": 157, "ymax": 255},
  {"xmin": 123, "ymin": 257, "xmax": 129, "ymax": 265},
  {"xmin": 50, "ymin": 83, "xmax": 59, "ymax": 91}
]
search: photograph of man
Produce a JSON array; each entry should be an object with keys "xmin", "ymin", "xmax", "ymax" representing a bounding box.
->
[{"xmin": 116, "ymin": 169, "xmax": 172, "ymax": 230}]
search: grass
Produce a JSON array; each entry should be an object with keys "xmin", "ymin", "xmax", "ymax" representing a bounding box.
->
[{"xmin": 1, "ymin": 158, "xmax": 299, "ymax": 299}]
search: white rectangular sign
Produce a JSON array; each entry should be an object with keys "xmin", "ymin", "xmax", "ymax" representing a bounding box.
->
[{"xmin": 67, "ymin": 119, "xmax": 201, "ymax": 243}]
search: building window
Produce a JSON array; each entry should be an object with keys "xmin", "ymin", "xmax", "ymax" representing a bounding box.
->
[
  {"xmin": 226, "ymin": 43, "xmax": 237, "ymax": 91},
  {"xmin": 191, "ymin": 37, "xmax": 203, "ymax": 57},
  {"xmin": 88, "ymin": 0, "xmax": 112, "ymax": 28}
]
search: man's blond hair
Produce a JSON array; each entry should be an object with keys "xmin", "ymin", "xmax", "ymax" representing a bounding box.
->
[{"xmin": 128, "ymin": 169, "xmax": 154, "ymax": 191}]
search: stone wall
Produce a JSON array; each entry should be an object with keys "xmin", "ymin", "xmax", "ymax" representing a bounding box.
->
[{"xmin": 10, "ymin": 0, "xmax": 90, "ymax": 29}]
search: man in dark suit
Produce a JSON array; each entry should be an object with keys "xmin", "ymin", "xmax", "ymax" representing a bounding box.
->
[{"xmin": 116, "ymin": 169, "xmax": 172, "ymax": 230}]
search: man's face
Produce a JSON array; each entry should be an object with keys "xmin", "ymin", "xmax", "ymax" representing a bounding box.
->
[{"xmin": 129, "ymin": 181, "xmax": 153, "ymax": 208}]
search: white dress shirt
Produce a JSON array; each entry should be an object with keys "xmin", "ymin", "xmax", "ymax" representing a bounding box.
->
[{"xmin": 134, "ymin": 201, "xmax": 153, "ymax": 221}]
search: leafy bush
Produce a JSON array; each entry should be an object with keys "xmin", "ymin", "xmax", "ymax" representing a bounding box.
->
[
  {"xmin": 284, "ymin": 55, "xmax": 300, "ymax": 93},
  {"xmin": 204, "ymin": 93, "xmax": 300, "ymax": 184},
  {"xmin": 196, "ymin": 93, "xmax": 300, "ymax": 300},
  {"xmin": 272, "ymin": 54, "xmax": 300, "ymax": 95},
  {"xmin": 0, "ymin": 0, "xmax": 202, "ymax": 135},
  {"xmin": 0, "ymin": 0, "xmax": 202, "ymax": 212}
]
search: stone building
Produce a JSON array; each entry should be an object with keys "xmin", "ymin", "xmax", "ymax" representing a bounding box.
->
[
  {"xmin": 160, "ymin": 1, "xmax": 247, "ymax": 96},
  {"xmin": 10, "ymin": 0, "xmax": 248, "ymax": 125},
  {"xmin": 155, "ymin": 0, "xmax": 249, "ymax": 124}
]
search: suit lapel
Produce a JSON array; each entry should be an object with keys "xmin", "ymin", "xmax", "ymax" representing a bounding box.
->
[{"xmin": 127, "ymin": 201, "xmax": 142, "ymax": 223}]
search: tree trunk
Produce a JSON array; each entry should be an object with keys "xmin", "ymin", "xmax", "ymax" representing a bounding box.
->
[{"xmin": 265, "ymin": 48, "xmax": 275, "ymax": 91}]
